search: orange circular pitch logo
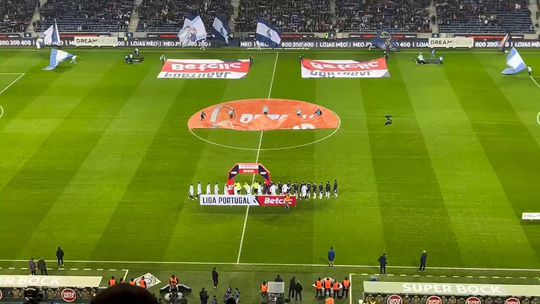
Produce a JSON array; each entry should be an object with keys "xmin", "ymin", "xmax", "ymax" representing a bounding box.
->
[{"xmin": 188, "ymin": 99, "xmax": 340, "ymax": 132}]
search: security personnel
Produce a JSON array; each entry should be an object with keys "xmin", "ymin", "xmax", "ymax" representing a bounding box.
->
[
  {"xmin": 315, "ymin": 278, "xmax": 323, "ymax": 298},
  {"xmin": 169, "ymin": 275, "xmax": 178, "ymax": 287},
  {"xmin": 326, "ymin": 297, "xmax": 335, "ymax": 304},
  {"xmin": 260, "ymin": 281, "xmax": 268, "ymax": 295},
  {"xmin": 342, "ymin": 277, "xmax": 350, "ymax": 298},
  {"xmin": 108, "ymin": 276, "xmax": 117, "ymax": 286},
  {"xmin": 324, "ymin": 278, "xmax": 332, "ymax": 297},
  {"xmin": 129, "ymin": 278, "xmax": 136, "ymax": 286},
  {"xmin": 378, "ymin": 253, "xmax": 388, "ymax": 275},
  {"xmin": 332, "ymin": 281, "xmax": 340, "ymax": 299},
  {"xmin": 139, "ymin": 276, "xmax": 147, "ymax": 289}
]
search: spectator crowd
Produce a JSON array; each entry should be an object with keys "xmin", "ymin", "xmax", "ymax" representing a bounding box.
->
[{"xmin": 0, "ymin": 0, "xmax": 37, "ymax": 32}]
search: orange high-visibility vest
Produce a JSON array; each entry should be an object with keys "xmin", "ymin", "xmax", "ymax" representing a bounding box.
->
[
  {"xmin": 108, "ymin": 279, "xmax": 116, "ymax": 286},
  {"xmin": 316, "ymin": 280, "xmax": 323, "ymax": 290},
  {"xmin": 333, "ymin": 282, "xmax": 340, "ymax": 291},
  {"xmin": 343, "ymin": 279, "xmax": 350, "ymax": 289},
  {"xmin": 139, "ymin": 279, "xmax": 147, "ymax": 288},
  {"xmin": 129, "ymin": 281, "xmax": 136, "ymax": 286},
  {"xmin": 326, "ymin": 298, "xmax": 335, "ymax": 304},
  {"xmin": 324, "ymin": 280, "xmax": 332, "ymax": 289},
  {"xmin": 260, "ymin": 284, "xmax": 268, "ymax": 293}
]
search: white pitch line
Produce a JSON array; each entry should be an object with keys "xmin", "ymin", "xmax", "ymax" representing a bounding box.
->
[
  {"xmin": 530, "ymin": 75, "xmax": 540, "ymax": 88},
  {"xmin": 236, "ymin": 52, "xmax": 279, "ymax": 265},
  {"xmin": 0, "ymin": 73, "xmax": 25, "ymax": 96},
  {"xmin": 1, "ymin": 259, "xmax": 540, "ymax": 273},
  {"xmin": 123, "ymin": 269, "xmax": 129, "ymax": 282}
]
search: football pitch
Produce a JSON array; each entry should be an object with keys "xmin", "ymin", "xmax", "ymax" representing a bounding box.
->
[{"xmin": 0, "ymin": 48, "xmax": 539, "ymax": 302}]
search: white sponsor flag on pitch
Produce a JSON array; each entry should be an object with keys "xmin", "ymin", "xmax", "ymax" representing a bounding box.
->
[
  {"xmin": 177, "ymin": 15, "xmax": 207, "ymax": 47},
  {"xmin": 256, "ymin": 18, "xmax": 281, "ymax": 48}
]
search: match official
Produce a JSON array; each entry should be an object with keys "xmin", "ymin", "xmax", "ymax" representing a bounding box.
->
[
  {"xmin": 328, "ymin": 247, "xmax": 335, "ymax": 267},
  {"xmin": 378, "ymin": 253, "xmax": 388, "ymax": 275},
  {"xmin": 419, "ymin": 250, "xmax": 427, "ymax": 272}
]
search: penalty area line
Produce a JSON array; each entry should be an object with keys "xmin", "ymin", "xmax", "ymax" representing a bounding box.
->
[
  {"xmin": 530, "ymin": 75, "xmax": 540, "ymax": 89},
  {"xmin": 236, "ymin": 52, "xmax": 279, "ymax": 264},
  {"xmin": 0, "ymin": 73, "xmax": 25, "ymax": 96}
]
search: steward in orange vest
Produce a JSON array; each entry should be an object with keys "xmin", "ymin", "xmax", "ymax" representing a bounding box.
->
[
  {"xmin": 129, "ymin": 278, "xmax": 136, "ymax": 286},
  {"xmin": 342, "ymin": 277, "xmax": 350, "ymax": 298},
  {"xmin": 332, "ymin": 281, "xmax": 340, "ymax": 299},
  {"xmin": 108, "ymin": 276, "xmax": 117, "ymax": 286},
  {"xmin": 324, "ymin": 278, "xmax": 332, "ymax": 297},
  {"xmin": 315, "ymin": 278, "xmax": 323, "ymax": 298},
  {"xmin": 260, "ymin": 281, "xmax": 268, "ymax": 295},
  {"xmin": 139, "ymin": 277, "xmax": 147, "ymax": 289}
]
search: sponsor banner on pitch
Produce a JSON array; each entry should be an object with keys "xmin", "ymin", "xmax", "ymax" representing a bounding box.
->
[
  {"xmin": 158, "ymin": 59, "xmax": 250, "ymax": 79},
  {"xmin": 428, "ymin": 37, "xmax": 474, "ymax": 48},
  {"xmin": 364, "ymin": 281, "xmax": 540, "ymax": 297},
  {"xmin": 257, "ymin": 195, "xmax": 297, "ymax": 207},
  {"xmin": 200, "ymin": 195, "xmax": 260, "ymax": 206},
  {"xmin": 0, "ymin": 275, "xmax": 102, "ymax": 288},
  {"xmin": 200, "ymin": 195, "xmax": 296, "ymax": 207},
  {"xmin": 73, "ymin": 36, "xmax": 118, "ymax": 47},
  {"xmin": 301, "ymin": 58, "xmax": 389, "ymax": 78}
]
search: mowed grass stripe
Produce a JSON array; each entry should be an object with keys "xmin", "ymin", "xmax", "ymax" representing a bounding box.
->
[
  {"xmin": 20, "ymin": 56, "xmax": 186, "ymax": 261},
  {"xmin": 360, "ymin": 58, "xmax": 463, "ymax": 266},
  {"xmin": 89, "ymin": 52, "xmax": 244, "ymax": 262},
  {"xmin": 239, "ymin": 52, "xmax": 319, "ymax": 264},
  {"xmin": 445, "ymin": 54, "xmax": 540, "ymax": 262},
  {"xmin": 310, "ymin": 51, "xmax": 386, "ymax": 265},
  {"xmin": 163, "ymin": 52, "xmax": 279, "ymax": 262},
  {"xmin": 398, "ymin": 55, "xmax": 538, "ymax": 268},
  {"xmin": 0, "ymin": 59, "xmax": 153, "ymax": 259}
]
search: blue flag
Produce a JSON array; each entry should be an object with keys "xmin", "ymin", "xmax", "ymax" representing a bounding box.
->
[
  {"xmin": 371, "ymin": 31, "xmax": 398, "ymax": 51},
  {"xmin": 256, "ymin": 19, "xmax": 281, "ymax": 48},
  {"xmin": 502, "ymin": 47, "xmax": 526, "ymax": 75},
  {"xmin": 44, "ymin": 48, "xmax": 75, "ymax": 71},
  {"xmin": 213, "ymin": 16, "xmax": 231, "ymax": 45}
]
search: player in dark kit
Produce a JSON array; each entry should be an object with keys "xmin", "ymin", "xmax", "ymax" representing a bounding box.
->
[
  {"xmin": 333, "ymin": 180, "xmax": 338, "ymax": 198},
  {"xmin": 325, "ymin": 181, "xmax": 331, "ymax": 199},
  {"xmin": 312, "ymin": 182, "xmax": 317, "ymax": 199},
  {"xmin": 306, "ymin": 182, "xmax": 311, "ymax": 199},
  {"xmin": 318, "ymin": 183, "xmax": 324, "ymax": 200},
  {"xmin": 277, "ymin": 181, "xmax": 283, "ymax": 194}
]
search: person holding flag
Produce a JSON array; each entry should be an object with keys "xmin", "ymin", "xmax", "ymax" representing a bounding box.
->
[
  {"xmin": 43, "ymin": 49, "xmax": 76, "ymax": 71},
  {"xmin": 256, "ymin": 18, "xmax": 281, "ymax": 48}
]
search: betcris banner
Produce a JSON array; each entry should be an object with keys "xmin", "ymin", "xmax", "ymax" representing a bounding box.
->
[
  {"xmin": 257, "ymin": 195, "xmax": 297, "ymax": 207},
  {"xmin": 158, "ymin": 59, "xmax": 251, "ymax": 79},
  {"xmin": 301, "ymin": 58, "xmax": 390, "ymax": 78},
  {"xmin": 200, "ymin": 195, "xmax": 296, "ymax": 207}
]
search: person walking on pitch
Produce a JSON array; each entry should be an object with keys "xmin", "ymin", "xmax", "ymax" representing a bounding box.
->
[
  {"xmin": 206, "ymin": 183, "xmax": 211, "ymax": 195},
  {"xmin": 56, "ymin": 246, "xmax": 64, "ymax": 267},
  {"xmin": 325, "ymin": 181, "xmax": 331, "ymax": 199},
  {"xmin": 211, "ymin": 267, "xmax": 219, "ymax": 289},
  {"xmin": 328, "ymin": 247, "xmax": 336, "ymax": 267},
  {"xmin": 319, "ymin": 183, "xmax": 324, "ymax": 199},
  {"xmin": 419, "ymin": 250, "xmax": 427, "ymax": 272},
  {"xmin": 197, "ymin": 182, "xmax": 202, "ymax": 198},
  {"xmin": 214, "ymin": 183, "xmax": 220, "ymax": 195},
  {"xmin": 333, "ymin": 179, "xmax": 338, "ymax": 198},
  {"xmin": 378, "ymin": 253, "xmax": 388, "ymax": 275},
  {"xmin": 189, "ymin": 184, "xmax": 195, "ymax": 200}
]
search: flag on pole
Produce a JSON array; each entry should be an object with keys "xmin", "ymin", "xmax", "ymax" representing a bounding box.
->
[
  {"xmin": 256, "ymin": 19, "xmax": 281, "ymax": 48},
  {"xmin": 502, "ymin": 47, "xmax": 526, "ymax": 75},
  {"xmin": 212, "ymin": 16, "xmax": 231, "ymax": 45},
  {"xmin": 177, "ymin": 15, "xmax": 207, "ymax": 47},
  {"xmin": 500, "ymin": 32, "xmax": 511, "ymax": 53},
  {"xmin": 43, "ymin": 48, "xmax": 75, "ymax": 71},
  {"xmin": 371, "ymin": 30, "xmax": 398, "ymax": 51},
  {"xmin": 39, "ymin": 20, "xmax": 60, "ymax": 49}
]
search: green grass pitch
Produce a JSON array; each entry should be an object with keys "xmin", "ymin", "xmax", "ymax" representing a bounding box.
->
[{"xmin": 0, "ymin": 48, "xmax": 539, "ymax": 302}]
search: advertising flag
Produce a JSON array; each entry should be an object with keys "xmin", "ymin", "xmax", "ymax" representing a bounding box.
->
[
  {"xmin": 37, "ymin": 20, "xmax": 60, "ymax": 49},
  {"xmin": 158, "ymin": 59, "xmax": 251, "ymax": 79}
]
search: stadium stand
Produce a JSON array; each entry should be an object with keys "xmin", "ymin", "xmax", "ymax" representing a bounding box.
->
[
  {"xmin": 136, "ymin": 0, "xmax": 233, "ymax": 32},
  {"xmin": 436, "ymin": 0, "xmax": 535, "ymax": 33},
  {"xmin": 37, "ymin": 0, "xmax": 134, "ymax": 32},
  {"xmin": 0, "ymin": 0, "xmax": 37, "ymax": 33},
  {"xmin": 234, "ymin": 0, "xmax": 333, "ymax": 32},
  {"xmin": 335, "ymin": 0, "xmax": 432, "ymax": 32}
]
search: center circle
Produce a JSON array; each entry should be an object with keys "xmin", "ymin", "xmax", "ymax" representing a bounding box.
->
[{"xmin": 187, "ymin": 98, "xmax": 341, "ymax": 151}]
